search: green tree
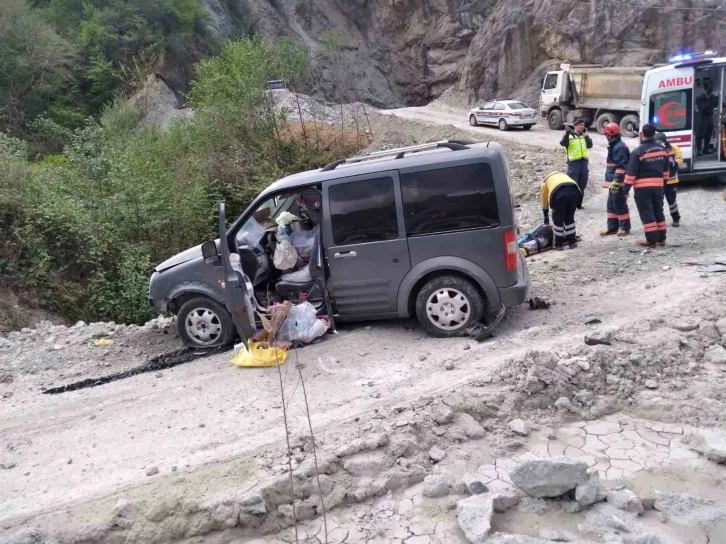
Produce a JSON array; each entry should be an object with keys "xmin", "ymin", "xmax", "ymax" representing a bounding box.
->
[{"xmin": 0, "ymin": 0, "xmax": 77, "ymax": 131}]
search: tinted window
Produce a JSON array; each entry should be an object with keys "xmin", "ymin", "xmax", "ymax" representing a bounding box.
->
[
  {"xmin": 329, "ymin": 177, "xmax": 398, "ymax": 246},
  {"xmin": 649, "ymin": 90, "xmax": 692, "ymax": 132},
  {"xmin": 401, "ymin": 164, "xmax": 500, "ymax": 236},
  {"xmin": 508, "ymin": 102, "xmax": 528, "ymax": 110},
  {"xmin": 543, "ymin": 73, "xmax": 558, "ymax": 90}
]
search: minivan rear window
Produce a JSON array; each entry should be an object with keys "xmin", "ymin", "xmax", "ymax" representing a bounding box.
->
[
  {"xmin": 329, "ymin": 177, "xmax": 399, "ymax": 246},
  {"xmin": 401, "ymin": 163, "xmax": 499, "ymax": 236}
]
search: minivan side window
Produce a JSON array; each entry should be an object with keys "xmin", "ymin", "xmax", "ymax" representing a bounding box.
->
[
  {"xmin": 329, "ymin": 177, "xmax": 399, "ymax": 246},
  {"xmin": 649, "ymin": 89, "xmax": 692, "ymax": 132},
  {"xmin": 400, "ymin": 164, "xmax": 500, "ymax": 236}
]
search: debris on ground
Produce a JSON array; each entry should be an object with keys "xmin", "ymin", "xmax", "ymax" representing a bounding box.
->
[
  {"xmin": 509, "ymin": 457, "xmax": 589, "ymax": 498},
  {"xmin": 528, "ymin": 297, "xmax": 551, "ymax": 310},
  {"xmin": 456, "ymin": 494, "xmax": 495, "ymax": 543},
  {"xmin": 584, "ymin": 331, "xmax": 613, "ymax": 346}
]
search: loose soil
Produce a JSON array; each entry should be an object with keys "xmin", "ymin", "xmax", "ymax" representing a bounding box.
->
[{"xmin": 1, "ymin": 100, "xmax": 726, "ymax": 544}]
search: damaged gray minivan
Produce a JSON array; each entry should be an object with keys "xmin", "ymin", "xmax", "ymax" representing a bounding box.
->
[{"xmin": 148, "ymin": 140, "xmax": 530, "ymax": 348}]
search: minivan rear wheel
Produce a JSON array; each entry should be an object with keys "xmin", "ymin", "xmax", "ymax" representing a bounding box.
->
[
  {"xmin": 177, "ymin": 297, "xmax": 236, "ymax": 349},
  {"xmin": 415, "ymin": 276, "xmax": 484, "ymax": 338}
]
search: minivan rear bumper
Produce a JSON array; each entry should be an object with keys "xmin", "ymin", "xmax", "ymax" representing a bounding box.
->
[{"xmin": 499, "ymin": 254, "xmax": 530, "ymax": 308}]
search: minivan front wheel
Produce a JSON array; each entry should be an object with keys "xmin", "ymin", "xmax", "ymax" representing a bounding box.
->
[
  {"xmin": 415, "ymin": 276, "xmax": 484, "ymax": 337},
  {"xmin": 177, "ymin": 297, "xmax": 236, "ymax": 349}
]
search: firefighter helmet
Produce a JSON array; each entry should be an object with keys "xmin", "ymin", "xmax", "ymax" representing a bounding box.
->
[{"xmin": 604, "ymin": 123, "xmax": 621, "ymax": 138}]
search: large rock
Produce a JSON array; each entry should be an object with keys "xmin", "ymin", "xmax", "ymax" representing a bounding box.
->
[
  {"xmin": 423, "ymin": 475, "xmax": 450, "ymax": 498},
  {"xmin": 456, "ymin": 495, "xmax": 495, "ymax": 543},
  {"xmin": 493, "ymin": 490, "xmax": 522, "ymax": 512},
  {"xmin": 509, "ymin": 418, "xmax": 530, "ymax": 436},
  {"xmin": 705, "ymin": 345, "xmax": 726, "ymax": 365},
  {"xmin": 682, "ymin": 428, "xmax": 726, "ymax": 464},
  {"xmin": 509, "ymin": 457, "xmax": 589, "ymax": 498},
  {"xmin": 575, "ymin": 470, "xmax": 604, "ymax": 506},
  {"xmin": 608, "ymin": 489, "xmax": 644, "ymax": 513},
  {"xmin": 342, "ymin": 452, "xmax": 386, "ymax": 476}
]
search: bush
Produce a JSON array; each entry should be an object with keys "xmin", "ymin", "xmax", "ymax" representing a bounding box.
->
[{"xmin": 1, "ymin": 36, "xmax": 365, "ymax": 325}]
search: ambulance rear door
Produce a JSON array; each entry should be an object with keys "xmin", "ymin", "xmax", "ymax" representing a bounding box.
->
[{"xmin": 642, "ymin": 67, "xmax": 695, "ymax": 172}]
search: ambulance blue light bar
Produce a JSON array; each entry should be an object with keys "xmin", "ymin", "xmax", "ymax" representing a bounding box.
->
[{"xmin": 668, "ymin": 50, "xmax": 717, "ymax": 63}]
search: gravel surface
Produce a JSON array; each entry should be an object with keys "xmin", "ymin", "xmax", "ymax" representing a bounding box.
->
[{"xmin": 1, "ymin": 102, "xmax": 726, "ymax": 544}]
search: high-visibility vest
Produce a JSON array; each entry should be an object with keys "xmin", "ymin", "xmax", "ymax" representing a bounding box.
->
[
  {"xmin": 540, "ymin": 172, "xmax": 580, "ymax": 209},
  {"xmin": 565, "ymin": 134, "xmax": 589, "ymax": 162}
]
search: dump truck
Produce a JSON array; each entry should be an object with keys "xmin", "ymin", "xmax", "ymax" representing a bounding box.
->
[{"xmin": 539, "ymin": 64, "xmax": 651, "ymax": 137}]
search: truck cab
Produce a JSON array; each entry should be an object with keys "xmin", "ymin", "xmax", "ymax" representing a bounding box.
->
[{"xmin": 641, "ymin": 51, "xmax": 726, "ymax": 179}]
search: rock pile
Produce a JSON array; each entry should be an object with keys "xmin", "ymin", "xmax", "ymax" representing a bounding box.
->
[
  {"xmin": 0, "ymin": 317, "xmax": 180, "ymax": 382},
  {"xmin": 493, "ymin": 322, "xmax": 713, "ymax": 414}
]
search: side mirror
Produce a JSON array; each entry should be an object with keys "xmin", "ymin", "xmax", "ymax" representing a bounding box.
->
[{"xmin": 201, "ymin": 240, "xmax": 220, "ymax": 265}]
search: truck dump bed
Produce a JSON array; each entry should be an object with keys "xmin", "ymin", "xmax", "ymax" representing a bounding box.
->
[{"xmin": 567, "ymin": 66, "xmax": 650, "ymax": 112}]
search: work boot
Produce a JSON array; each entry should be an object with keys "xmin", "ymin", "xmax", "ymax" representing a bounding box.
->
[
  {"xmin": 657, "ymin": 240, "xmax": 667, "ymax": 247},
  {"xmin": 672, "ymin": 220, "xmax": 680, "ymax": 228},
  {"xmin": 556, "ymin": 245, "xmax": 565, "ymax": 251},
  {"xmin": 568, "ymin": 242, "xmax": 578, "ymax": 250},
  {"xmin": 600, "ymin": 229, "xmax": 618, "ymax": 237},
  {"xmin": 616, "ymin": 230, "xmax": 630, "ymax": 237},
  {"xmin": 635, "ymin": 240, "xmax": 656, "ymax": 248}
]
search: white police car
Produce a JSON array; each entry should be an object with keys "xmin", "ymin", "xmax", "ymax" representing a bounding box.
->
[{"xmin": 469, "ymin": 100, "xmax": 537, "ymax": 131}]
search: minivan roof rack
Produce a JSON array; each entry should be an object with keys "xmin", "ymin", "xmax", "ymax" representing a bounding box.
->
[{"xmin": 320, "ymin": 140, "xmax": 477, "ymax": 172}]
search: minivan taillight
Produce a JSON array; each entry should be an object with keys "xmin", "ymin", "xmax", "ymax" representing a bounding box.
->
[{"xmin": 504, "ymin": 229, "xmax": 518, "ymax": 271}]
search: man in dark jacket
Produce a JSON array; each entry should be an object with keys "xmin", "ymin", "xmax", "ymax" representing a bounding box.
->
[
  {"xmin": 601, "ymin": 123, "xmax": 631, "ymax": 236},
  {"xmin": 623, "ymin": 123, "xmax": 670, "ymax": 248},
  {"xmin": 560, "ymin": 119, "xmax": 593, "ymax": 209}
]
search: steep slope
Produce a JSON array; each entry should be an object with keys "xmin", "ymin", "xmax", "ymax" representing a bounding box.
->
[{"xmin": 198, "ymin": 0, "xmax": 726, "ymax": 108}]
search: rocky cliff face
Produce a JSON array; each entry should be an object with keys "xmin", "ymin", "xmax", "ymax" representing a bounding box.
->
[{"xmin": 199, "ymin": 0, "xmax": 726, "ymax": 108}]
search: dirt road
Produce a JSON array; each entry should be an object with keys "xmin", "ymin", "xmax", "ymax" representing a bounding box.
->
[
  {"xmin": 381, "ymin": 104, "xmax": 614, "ymax": 166},
  {"xmin": 1, "ymin": 106, "xmax": 726, "ymax": 544}
]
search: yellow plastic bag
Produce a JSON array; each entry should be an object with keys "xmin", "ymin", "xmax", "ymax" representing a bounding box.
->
[
  {"xmin": 231, "ymin": 342, "xmax": 287, "ymax": 368},
  {"xmin": 89, "ymin": 338, "xmax": 114, "ymax": 347}
]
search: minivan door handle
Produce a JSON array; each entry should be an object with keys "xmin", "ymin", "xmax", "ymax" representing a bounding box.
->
[{"xmin": 334, "ymin": 251, "xmax": 357, "ymax": 259}]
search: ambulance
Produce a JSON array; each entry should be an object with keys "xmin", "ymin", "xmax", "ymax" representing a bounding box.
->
[{"xmin": 641, "ymin": 51, "xmax": 726, "ymax": 179}]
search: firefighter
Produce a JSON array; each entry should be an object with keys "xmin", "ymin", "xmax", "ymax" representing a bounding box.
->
[
  {"xmin": 559, "ymin": 119, "xmax": 592, "ymax": 209},
  {"xmin": 654, "ymin": 132, "xmax": 683, "ymax": 227},
  {"xmin": 623, "ymin": 123, "xmax": 670, "ymax": 248},
  {"xmin": 601, "ymin": 123, "xmax": 631, "ymax": 237},
  {"xmin": 540, "ymin": 171, "xmax": 581, "ymax": 250}
]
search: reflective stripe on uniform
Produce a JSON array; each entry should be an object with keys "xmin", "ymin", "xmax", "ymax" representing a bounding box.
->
[
  {"xmin": 643, "ymin": 222, "xmax": 659, "ymax": 232},
  {"xmin": 633, "ymin": 177, "xmax": 666, "ymax": 188}
]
